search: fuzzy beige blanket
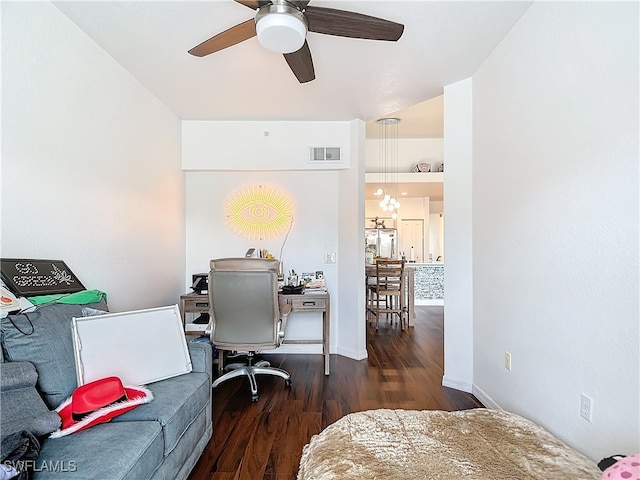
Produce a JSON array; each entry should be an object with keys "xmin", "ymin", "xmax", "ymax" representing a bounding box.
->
[{"xmin": 297, "ymin": 409, "xmax": 601, "ymax": 480}]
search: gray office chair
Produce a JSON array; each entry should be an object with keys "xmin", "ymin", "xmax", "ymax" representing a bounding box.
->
[{"xmin": 206, "ymin": 258, "xmax": 292, "ymax": 401}]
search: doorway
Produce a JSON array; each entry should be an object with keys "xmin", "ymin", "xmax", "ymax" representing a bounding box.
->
[{"xmin": 399, "ymin": 219, "xmax": 424, "ymax": 263}]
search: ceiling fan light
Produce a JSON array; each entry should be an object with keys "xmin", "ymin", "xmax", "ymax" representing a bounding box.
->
[{"xmin": 256, "ymin": 6, "xmax": 307, "ymax": 54}]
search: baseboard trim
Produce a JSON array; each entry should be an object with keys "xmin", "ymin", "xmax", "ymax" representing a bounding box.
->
[
  {"xmin": 336, "ymin": 346, "xmax": 368, "ymax": 361},
  {"xmin": 471, "ymin": 384, "xmax": 502, "ymax": 410},
  {"xmin": 441, "ymin": 375, "xmax": 473, "ymax": 393}
]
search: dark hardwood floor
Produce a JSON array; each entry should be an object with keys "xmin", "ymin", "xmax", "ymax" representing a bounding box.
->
[{"xmin": 188, "ymin": 306, "xmax": 483, "ymax": 480}]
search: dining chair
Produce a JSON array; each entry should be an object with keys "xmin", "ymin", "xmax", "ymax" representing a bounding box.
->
[
  {"xmin": 367, "ymin": 258, "xmax": 406, "ymax": 331},
  {"xmin": 366, "ymin": 257, "xmax": 391, "ymax": 322}
]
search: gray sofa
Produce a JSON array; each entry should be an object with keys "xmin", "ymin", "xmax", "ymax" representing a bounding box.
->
[{"xmin": 0, "ymin": 301, "xmax": 212, "ymax": 480}]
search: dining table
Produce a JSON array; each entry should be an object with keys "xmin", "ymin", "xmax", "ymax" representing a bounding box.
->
[{"xmin": 365, "ymin": 263, "xmax": 415, "ymax": 327}]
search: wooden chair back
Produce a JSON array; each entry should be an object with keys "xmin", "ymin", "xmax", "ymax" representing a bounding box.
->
[
  {"xmin": 374, "ymin": 258, "xmax": 405, "ymax": 294},
  {"xmin": 367, "ymin": 258, "xmax": 406, "ymax": 330}
]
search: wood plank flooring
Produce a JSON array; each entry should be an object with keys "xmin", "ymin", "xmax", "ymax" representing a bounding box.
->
[{"xmin": 188, "ymin": 306, "xmax": 483, "ymax": 480}]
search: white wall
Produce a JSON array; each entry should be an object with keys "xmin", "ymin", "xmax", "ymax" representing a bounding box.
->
[
  {"xmin": 472, "ymin": 1, "xmax": 639, "ymax": 461},
  {"xmin": 183, "ymin": 121, "xmax": 352, "ymax": 170},
  {"xmin": 365, "ymin": 138, "xmax": 443, "ymax": 174},
  {"xmin": 1, "ymin": 2, "xmax": 184, "ymax": 312},
  {"xmin": 430, "ymin": 201, "xmax": 444, "ymax": 261},
  {"xmin": 183, "ymin": 120, "xmax": 366, "ymax": 358},
  {"xmin": 337, "ymin": 119, "xmax": 367, "ymax": 360},
  {"xmin": 442, "ymin": 78, "xmax": 474, "ymax": 392}
]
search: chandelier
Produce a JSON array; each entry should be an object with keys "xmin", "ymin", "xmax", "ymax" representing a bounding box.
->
[{"xmin": 375, "ymin": 118, "xmax": 401, "ymax": 219}]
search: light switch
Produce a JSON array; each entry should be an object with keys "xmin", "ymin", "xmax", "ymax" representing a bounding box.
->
[{"xmin": 325, "ymin": 252, "xmax": 336, "ymax": 264}]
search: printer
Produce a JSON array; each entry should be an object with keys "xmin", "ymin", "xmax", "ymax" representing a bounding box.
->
[{"xmin": 191, "ymin": 273, "xmax": 208, "ymax": 295}]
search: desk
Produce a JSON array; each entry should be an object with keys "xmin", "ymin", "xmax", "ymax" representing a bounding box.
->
[
  {"xmin": 279, "ymin": 291, "xmax": 330, "ymax": 375},
  {"xmin": 179, "ymin": 291, "xmax": 331, "ymax": 376},
  {"xmin": 179, "ymin": 292, "xmax": 210, "ymax": 335},
  {"xmin": 365, "ymin": 265, "xmax": 415, "ymax": 327}
]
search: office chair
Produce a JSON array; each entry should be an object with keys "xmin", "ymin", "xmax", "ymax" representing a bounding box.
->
[{"xmin": 206, "ymin": 258, "xmax": 292, "ymax": 401}]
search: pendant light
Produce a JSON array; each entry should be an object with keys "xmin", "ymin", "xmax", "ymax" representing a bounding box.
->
[{"xmin": 376, "ymin": 118, "xmax": 401, "ymax": 220}]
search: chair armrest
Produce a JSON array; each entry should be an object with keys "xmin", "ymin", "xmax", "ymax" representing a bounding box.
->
[
  {"xmin": 280, "ymin": 303, "xmax": 292, "ymax": 318},
  {"xmin": 277, "ymin": 304, "xmax": 292, "ymax": 343},
  {"xmin": 188, "ymin": 342, "xmax": 212, "ymax": 382}
]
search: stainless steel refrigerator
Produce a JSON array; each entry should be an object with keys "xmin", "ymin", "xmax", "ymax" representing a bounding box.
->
[{"xmin": 365, "ymin": 228, "xmax": 397, "ymax": 263}]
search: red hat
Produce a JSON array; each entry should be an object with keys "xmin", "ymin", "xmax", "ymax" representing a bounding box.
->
[{"xmin": 50, "ymin": 376, "xmax": 153, "ymax": 438}]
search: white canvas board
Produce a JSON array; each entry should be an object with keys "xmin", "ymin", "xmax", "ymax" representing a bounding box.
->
[{"xmin": 72, "ymin": 305, "xmax": 192, "ymax": 386}]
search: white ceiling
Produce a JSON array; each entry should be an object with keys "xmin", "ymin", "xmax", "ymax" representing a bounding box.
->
[
  {"xmin": 365, "ymin": 94, "xmax": 444, "ymax": 139},
  {"xmin": 52, "ymin": 0, "xmax": 530, "ymax": 202},
  {"xmin": 53, "ymin": 0, "xmax": 531, "ymax": 125}
]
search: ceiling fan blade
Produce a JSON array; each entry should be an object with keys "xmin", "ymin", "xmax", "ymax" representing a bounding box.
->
[
  {"xmin": 284, "ymin": 41, "xmax": 315, "ymax": 83},
  {"xmin": 304, "ymin": 6, "xmax": 404, "ymax": 41},
  {"xmin": 234, "ymin": 0, "xmax": 270, "ymax": 9},
  {"xmin": 188, "ymin": 19, "xmax": 256, "ymax": 57}
]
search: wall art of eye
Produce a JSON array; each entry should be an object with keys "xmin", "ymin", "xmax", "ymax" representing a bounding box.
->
[{"xmin": 225, "ymin": 185, "xmax": 294, "ymax": 240}]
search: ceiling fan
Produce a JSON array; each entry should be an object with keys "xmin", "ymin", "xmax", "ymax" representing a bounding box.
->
[{"xmin": 188, "ymin": 0, "xmax": 404, "ymax": 83}]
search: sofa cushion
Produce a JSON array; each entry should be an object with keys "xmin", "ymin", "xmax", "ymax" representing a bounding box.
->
[
  {"xmin": 35, "ymin": 420, "xmax": 163, "ymax": 480},
  {"xmin": 113, "ymin": 372, "xmax": 210, "ymax": 456},
  {"xmin": 0, "ymin": 301, "xmax": 108, "ymax": 409}
]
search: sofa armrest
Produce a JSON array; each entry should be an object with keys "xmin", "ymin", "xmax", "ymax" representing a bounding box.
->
[
  {"xmin": 1, "ymin": 362, "xmax": 61, "ymax": 439},
  {"xmin": 1, "ymin": 361, "xmax": 38, "ymax": 391},
  {"xmin": 188, "ymin": 342, "xmax": 212, "ymax": 382}
]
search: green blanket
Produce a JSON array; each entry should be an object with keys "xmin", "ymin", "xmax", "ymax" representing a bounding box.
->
[{"xmin": 27, "ymin": 289, "xmax": 107, "ymax": 306}]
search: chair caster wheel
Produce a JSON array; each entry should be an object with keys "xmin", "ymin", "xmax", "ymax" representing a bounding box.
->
[
  {"xmin": 251, "ymin": 394, "xmax": 259, "ymax": 402},
  {"xmin": 285, "ymin": 379, "xmax": 292, "ymax": 387}
]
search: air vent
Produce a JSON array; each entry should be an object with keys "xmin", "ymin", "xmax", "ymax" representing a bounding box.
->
[{"xmin": 310, "ymin": 147, "xmax": 342, "ymax": 163}]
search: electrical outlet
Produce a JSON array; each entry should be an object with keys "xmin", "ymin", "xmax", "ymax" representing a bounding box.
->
[
  {"xmin": 580, "ymin": 394, "xmax": 593, "ymax": 422},
  {"xmin": 504, "ymin": 351, "xmax": 512, "ymax": 371}
]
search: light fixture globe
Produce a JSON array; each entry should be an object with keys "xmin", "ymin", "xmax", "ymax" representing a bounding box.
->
[{"xmin": 255, "ymin": 3, "xmax": 307, "ymax": 54}]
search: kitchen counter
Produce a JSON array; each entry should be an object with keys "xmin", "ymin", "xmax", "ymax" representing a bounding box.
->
[{"xmin": 411, "ymin": 263, "xmax": 444, "ymax": 305}]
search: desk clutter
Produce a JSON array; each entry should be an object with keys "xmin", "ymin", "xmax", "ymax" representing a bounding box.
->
[
  {"xmin": 1, "ymin": 258, "xmax": 93, "ymax": 317},
  {"xmin": 282, "ymin": 270, "xmax": 326, "ymax": 293},
  {"xmin": 281, "ymin": 285, "xmax": 304, "ymax": 295}
]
